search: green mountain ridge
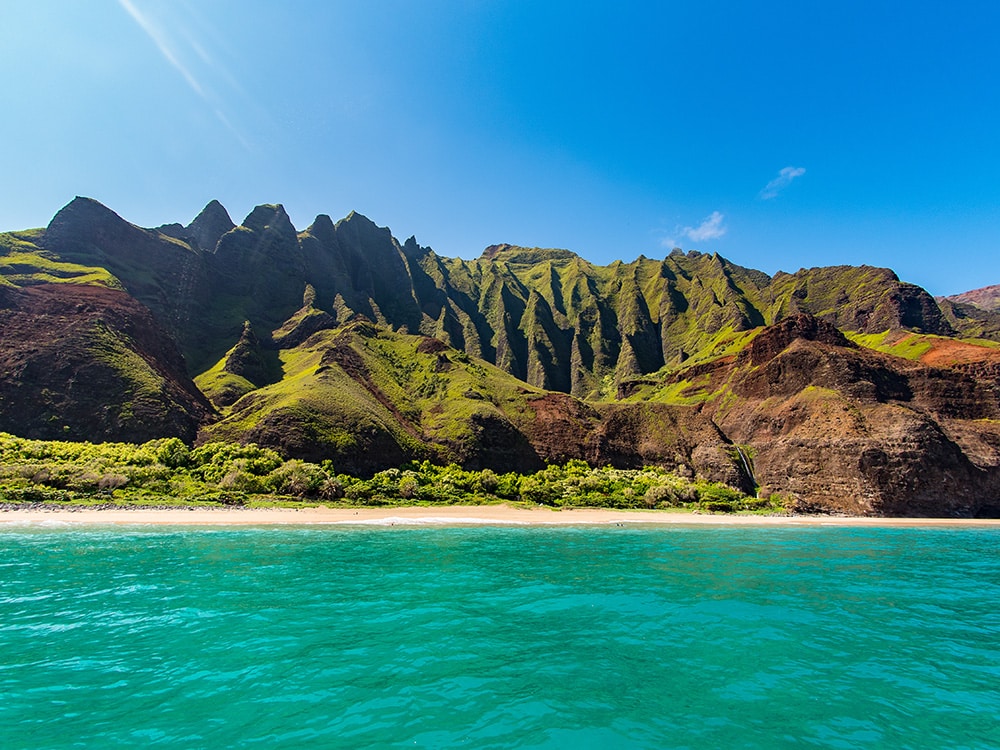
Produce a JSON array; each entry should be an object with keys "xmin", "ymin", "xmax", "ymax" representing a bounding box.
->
[
  {"xmin": 27, "ymin": 197, "xmax": 974, "ymax": 394},
  {"xmin": 3, "ymin": 196, "xmax": 1000, "ymax": 516}
]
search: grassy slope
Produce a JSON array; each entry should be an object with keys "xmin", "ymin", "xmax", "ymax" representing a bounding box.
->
[
  {"xmin": 846, "ymin": 330, "xmax": 1000, "ymax": 363},
  {"xmin": 0, "ymin": 231, "xmax": 122, "ymax": 289},
  {"xmin": 199, "ymin": 322, "xmax": 547, "ymax": 469}
]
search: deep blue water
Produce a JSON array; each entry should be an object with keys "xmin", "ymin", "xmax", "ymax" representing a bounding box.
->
[{"xmin": 1, "ymin": 524, "xmax": 998, "ymax": 748}]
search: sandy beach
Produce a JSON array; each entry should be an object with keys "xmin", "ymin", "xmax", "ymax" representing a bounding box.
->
[{"xmin": 1, "ymin": 505, "xmax": 998, "ymax": 527}]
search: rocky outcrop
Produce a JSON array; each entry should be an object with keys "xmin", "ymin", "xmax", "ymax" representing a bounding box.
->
[
  {"xmin": 692, "ymin": 314, "xmax": 1000, "ymax": 516},
  {"xmin": 936, "ymin": 297, "xmax": 1000, "ymax": 341},
  {"xmin": 270, "ymin": 285, "xmax": 337, "ymax": 349},
  {"xmin": 42, "ymin": 197, "xmax": 214, "ymax": 365},
  {"xmin": 736, "ymin": 313, "xmax": 854, "ymax": 367},
  {"xmin": 222, "ymin": 321, "xmax": 277, "ymax": 387},
  {"xmin": 765, "ymin": 266, "xmax": 952, "ymax": 336}
]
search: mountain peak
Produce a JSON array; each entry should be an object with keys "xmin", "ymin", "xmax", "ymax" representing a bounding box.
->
[
  {"xmin": 337, "ymin": 210, "xmax": 379, "ymax": 230},
  {"xmin": 186, "ymin": 200, "xmax": 234, "ymax": 251},
  {"xmin": 334, "ymin": 211, "xmax": 393, "ymax": 244},
  {"xmin": 44, "ymin": 197, "xmax": 142, "ymax": 248},
  {"xmin": 241, "ymin": 204, "xmax": 295, "ymax": 235},
  {"xmin": 305, "ymin": 214, "xmax": 336, "ymax": 242},
  {"xmin": 46, "ymin": 196, "xmax": 125, "ymax": 231}
]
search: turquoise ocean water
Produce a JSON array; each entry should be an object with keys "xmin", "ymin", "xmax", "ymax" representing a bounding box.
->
[{"xmin": 1, "ymin": 523, "xmax": 998, "ymax": 749}]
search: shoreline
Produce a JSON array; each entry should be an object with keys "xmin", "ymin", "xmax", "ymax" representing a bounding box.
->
[{"xmin": 1, "ymin": 505, "xmax": 998, "ymax": 527}]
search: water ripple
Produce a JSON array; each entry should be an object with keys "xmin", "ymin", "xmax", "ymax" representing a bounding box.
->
[{"xmin": 0, "ymin": 526, "xmax": 997, "ymax": 748}]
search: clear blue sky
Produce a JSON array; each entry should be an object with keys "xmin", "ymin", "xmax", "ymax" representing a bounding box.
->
[{"xmin": 2, "ymin": 1, "xmax": 998, "ymax": 295}]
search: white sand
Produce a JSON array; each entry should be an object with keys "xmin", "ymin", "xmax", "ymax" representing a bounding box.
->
[{"xmin": 1, "ymin": 505, "xmax": 998, "ymax": 527}]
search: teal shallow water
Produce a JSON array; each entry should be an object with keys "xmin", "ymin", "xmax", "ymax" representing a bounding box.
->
[{"xmin": 1, "ymin": 524, "xmax": 998, "ymax": 749}]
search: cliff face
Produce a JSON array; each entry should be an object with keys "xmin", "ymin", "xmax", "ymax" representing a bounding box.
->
[
  {"xmin": 3, "ymin": 196, "xmax": 1000, "ymax": 515},
  {"xmin": 652, "ymin": 314, "xmax": 1000, "ymax": 517},
  {"xmin": 34, "ymin": 198, "xmax": 957, "ymax": 397}
]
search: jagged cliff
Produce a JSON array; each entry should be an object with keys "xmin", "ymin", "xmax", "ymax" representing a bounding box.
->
[
  {"xmin": 2, "ymin": 196, "xmax": 1000, "ymax": 516},
  {"xmin": 33, "ymin": 197, "xmax": 961, "ymax": 396}
]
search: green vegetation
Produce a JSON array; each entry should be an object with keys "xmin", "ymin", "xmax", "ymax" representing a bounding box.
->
[
  {"xmin": 0, "ymin": 232, "xmax": 122, "ymax": 289},
  {"xmin": 765, "ymin": 265, "xmax": 898, "ymax": 326},
  {"xmin": 673, "ymin": 327, "xmax": 761, "ymax": 369},
  {"xmin": 433, "ymin": 248, "xmax": 776, "ymax": 397},
  {"xmin": 847, "ymin": 330, "xmax": 935, "ymax": 360},
  {"xmin": 847, "ymin": 329, "xmax": 1000, "ymax": 361},
  {"xmin": 0, "ymin": 434, "xmax": 785, "ymax": 513},
  {"xmin": 199, "ymin": 322, "xmax": 550, "ymax": 470}
]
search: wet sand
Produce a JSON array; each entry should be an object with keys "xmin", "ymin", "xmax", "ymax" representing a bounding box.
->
[{"xmin": 1, "ymin": 505, "xmax": 998, "ymax": 527}]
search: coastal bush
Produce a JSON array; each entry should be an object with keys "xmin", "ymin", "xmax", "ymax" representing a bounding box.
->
[
  {"xmin": 0, "ymin": 432, "xmax": 778, "ymax": 513},
  {"xmin": 398, "ymin": 473, "xmax": 419, "ymax": 499},
  {"xmin": 153, "ymin": 437, "xmax": 190, "ymax": 468},
  {"xmin": 643, "ymin": 484, "xmax": 677, "ymax": 508},
  {"xmin": 494, "ymin": 472, "xmax": 522, "ymax": 499},
  {"xmin": 1, "ymin": 485, "xmax": 71, "ymax": 503},
  {"xmin": 318, "ymin": 477, "xmax": 345, "ymax": 500},
  {"xmin": 265, "ymin": 460, "xmax": 329, "ymax": 497},
  {"xmin": 343, "ymin": 481, "xmax": 373, "ymax": 502},
  {"xmin": 97, "ymin": 473, "xmax": 129, "ymax": 491},
  {"xmin": 219, "ymin": 465, "xmax": 264, "ymax": 493},
  {"xmin": 478, "ymin": 468, "xmax": 499, "ymax": 493},
  {"xmin": 697, "ymin": 484, "xmax": 743, "ymax": 506},
  {"xmin": 519, "ymin": 474, "xmax": 559, "ymax": 505},
  {"xmin": 702, "ymin": 501, "xmax": 735, "ymax": 512}
]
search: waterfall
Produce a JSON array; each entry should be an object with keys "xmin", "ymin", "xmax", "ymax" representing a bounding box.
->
[{"xmin": 735, "ymin": 446, "xmax": 757, "ymax": 493}]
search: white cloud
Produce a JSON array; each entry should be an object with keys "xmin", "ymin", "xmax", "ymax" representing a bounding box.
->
[
  {"xmin": 759, "ymin": 166, "xmax": 806, "ymax": 199},
  {"xmin": 658, "ymin": 210, "xmax": 728, "ymax": 248},
  {"xmin": 684, "ymin": 211, "xmax": 727, "ymax": 242}
]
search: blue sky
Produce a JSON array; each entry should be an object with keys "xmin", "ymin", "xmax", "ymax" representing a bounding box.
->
[{"xmin": 2, "ymin": 1, "xmax": 998, "ymax": 295}]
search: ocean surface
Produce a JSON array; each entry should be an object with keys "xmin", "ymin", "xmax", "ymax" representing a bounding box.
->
[{"xmin": 1, "ymin": 523, "xmax": 998, "ymax": 749}]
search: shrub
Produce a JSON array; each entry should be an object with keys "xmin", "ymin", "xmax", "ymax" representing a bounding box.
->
[
  {"xmin": 698, "ymin": 484, "xmax": 743, "ymax": 504},
  {"xmin": 265, "ymin": 460, "xmax": 328, "ymax": 497},
  {"xmin": 219, "ymin": 468, "xmax": 263, "ymax": 493},
  {"xmin": 398, "ymin": 474, "xmax": 419, "ymax": 499},
  {"xmin": 98, "ymin": 474, "xmax": 129, "ymax": 491},
  {"xmin": 344, "ymin": 482, "xmax": 373, "ymax": 502},
  {"xmin": 478, "ymin": 468, "xmax": 499, "ymax": 494},
  {"xmin": 152, "ymin": 437, "xmax": 190, "ymax": 468},
  {"xmin": 319, "ymin": 477, "xmax": 345, "ymax": 500},
  {"xmin": 702, "ymin": 501, "xmax": 734, "ymax": 512},
  {"xmin": 1, "ymin": 485, "xmax": 71, "ymax": 503},
  {"xmin": 520, "ymin": 474, "xmax": 557, "ymax": 505},
  {"xmin": 494, "ymin": 473, "xmax": 522, "ymax": 498},
  {"xmin": 643, "ymin": 484, "xmax": 677, "ymax": 508}
]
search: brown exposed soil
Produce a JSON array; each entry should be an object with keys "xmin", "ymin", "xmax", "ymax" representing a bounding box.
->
[
  {"xmin": 0, "ymin": 284, "xmax": 212, "ymax": 442},
  {"xmin": 688, "ymin": 314, "xmax": 1000, "ymax": 516}
]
